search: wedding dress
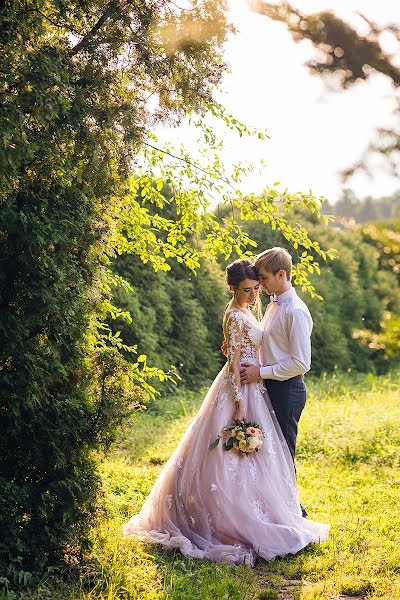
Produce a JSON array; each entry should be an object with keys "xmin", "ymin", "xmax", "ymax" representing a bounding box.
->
[{"xmin": 123, "ymin": 309, "xmax": 329, "ymax": 565}]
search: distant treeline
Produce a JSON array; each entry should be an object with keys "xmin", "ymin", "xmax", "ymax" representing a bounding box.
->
[
  {"xmin": 323, "ymin": 189, "xmax": 400, "ymax": 224},
  {"xmin": 112, "ymin": 201, "xmax": 400, "ymax": 389}
]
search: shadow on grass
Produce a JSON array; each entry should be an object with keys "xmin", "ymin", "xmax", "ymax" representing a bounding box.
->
[{"xmin": 113, "ymin": 387, "xmax": 205, "ymax": 466}]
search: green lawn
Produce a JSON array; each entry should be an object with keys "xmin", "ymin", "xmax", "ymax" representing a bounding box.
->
[{"xmin": 7, "ymin": 371, "xmax": 400, "ymax": 599}]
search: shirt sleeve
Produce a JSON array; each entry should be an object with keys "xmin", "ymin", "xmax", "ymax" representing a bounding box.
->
[
  {"xmin": 226, "ymin": 311, "xmax": 245, "ymax": 404},
  {"xmin": 260, "ymin": 307, "xmax": 312, "ymax": 381}
]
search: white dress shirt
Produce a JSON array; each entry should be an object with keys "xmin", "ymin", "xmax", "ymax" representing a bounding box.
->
[{"xmin": 259, "ymin": 288, "xmax": 313, "ymax": 381}]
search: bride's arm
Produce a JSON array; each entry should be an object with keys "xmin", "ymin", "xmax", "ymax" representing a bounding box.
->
[{"xmin": 226, "ymin": 312, "xmax": 245, "ymax": 420}]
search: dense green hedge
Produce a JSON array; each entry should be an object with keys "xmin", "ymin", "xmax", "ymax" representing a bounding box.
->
[
  {"xmin": 111, "ymin": 213, "xmax": 400, "ymax": 383},
  {"xmin": 111, "ymin": 255, "xmax": 228, "ymax": 388}
]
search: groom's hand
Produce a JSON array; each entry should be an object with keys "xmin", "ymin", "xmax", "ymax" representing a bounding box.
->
[{"xmin": 240, "ymin": 363, "xmax": 262, "ymax": 384}]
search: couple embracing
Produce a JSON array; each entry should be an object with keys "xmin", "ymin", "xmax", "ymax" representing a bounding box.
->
[{"xmin": 123, "ymin": 247, "xmax": 329, "ymax": 565}]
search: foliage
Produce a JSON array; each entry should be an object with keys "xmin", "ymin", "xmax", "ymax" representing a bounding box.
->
[
  {"xmin": 110, "ymin": 184, "xmax": 334, "ymax": 390},
  {"xmin": 117, "ymin": 117, "xmax": 336, "ymax": 298},
  {"xmin": 350, "ymin": 220, "xmax": 400, "ymax": 365},
  {"xmin": 110, "ymin": 253, "xmax": 228, "ymax": 389},
  {"xmin": 0, "ymin": 0, "xmax": 234, "ymax": 575}
]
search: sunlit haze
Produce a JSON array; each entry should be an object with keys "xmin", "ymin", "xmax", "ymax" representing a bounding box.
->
[{"xmin": 155, "ymin": 0, "xmax": 400, "ymax": 203}]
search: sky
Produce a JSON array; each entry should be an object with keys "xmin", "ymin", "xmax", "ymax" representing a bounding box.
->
[{"xmin": 156, "ymin": 0, "xmax": 400, "ymax": 204}]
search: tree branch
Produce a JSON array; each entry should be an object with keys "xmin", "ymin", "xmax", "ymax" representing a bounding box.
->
[
  {"xmin": 27, "ymin": 8, "xmax": 82, "ymax": 35},
  {"xmin": 142, "ymin": 142, "xmax": 238, "ymax": 192},
  {"xmin": 69, "ymin": 0, "xmax": 119, "ymax": 56}
]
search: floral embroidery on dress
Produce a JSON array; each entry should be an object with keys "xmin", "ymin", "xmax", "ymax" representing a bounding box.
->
[
  {"xmin": 226, "ymin": 310, "xmax": 263, "ymax": 407},
  {"xmin": 176, "ymin": 457, "xmax": 183, "ymax": 469},
  {"xmin": 284, "ymin": 470, "xmax": 299, "ymax": 513},
  {"xmin": 190, "ymin": 516, "xmax": 196, "ymax": 526},
  {"xmin": 249, "ymin": 458, "xmax": 257, "ymax": 483},
  {"xmin": 263, "ymin": 429, "xmax": 277, "ymax": 467},
  {"xmin": 285, "ymin": 497, "xmax": 299, "ymax": 513},
  {"xmin": 215, "ymin": 510, "xmax": 223, "ymax": 531},
  {"xmin": 254, "ymin": 384, "xmax": 264, "ymax": 408},
  {"xmin": 178, "ymin": 474, "xmax": 186, "ymax": 496},
  {"xmin": 210, "ymin": 483, "xmax": 217, "ymax": 492},
  {"xmin": 206, "ymin": 512, "xmax": 213, "ymax": 533},
  {"xmin": 227, "ymin": 454, "xmax": 240, "ymax": 485},
  {"xmin": 165, "ymin": 494, "xmax": 172, "ymax": 510},
  {"xmin": 190, "ymin": 456, "xmax": 199, "ymax": 475},
  {"xmin": 227, "ymin": 312, "xmax": 245, "ymax": 405},
  {"xmin": 282, "ymin": 525, "xmax": 295, "ymax": 534},
  {"xmin": 264, "ymin": 429, "xmax": 276, "ymax": 450},
  {"xmin": 218, "ymin": 391, "xmax": 229, "ymax": 410},
  {"xmin": 251, "ymin": 499, "xmax": 271, "ymax": 524}
]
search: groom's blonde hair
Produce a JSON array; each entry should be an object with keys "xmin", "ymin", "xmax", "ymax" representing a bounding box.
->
[{"xmin": 255, "ymin": 247, "xmax": 292, "ymax": 281}]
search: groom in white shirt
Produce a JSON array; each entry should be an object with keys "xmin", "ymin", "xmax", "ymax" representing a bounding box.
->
[{"xmin": 240, "ymin": 248, "xmax": 312, "ymax": 514}]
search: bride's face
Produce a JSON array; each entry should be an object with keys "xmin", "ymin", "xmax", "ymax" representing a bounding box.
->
[{"xmin": 234, "ymin": 278, "xmax": 259, "ymax": 307}]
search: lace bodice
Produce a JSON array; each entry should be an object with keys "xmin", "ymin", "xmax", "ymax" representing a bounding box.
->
[
  {"xmin": 227, "ymin": 310, "xmax": 262, "ymax": 364},
  {"xmin": 226, "ymin": 309, "xmax": 263, "ymax": 404}
]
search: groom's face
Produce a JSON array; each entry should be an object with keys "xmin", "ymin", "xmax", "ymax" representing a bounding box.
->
[{"xmin": 257, "ymin": 266, "xmax": 282, "ymax": 296}]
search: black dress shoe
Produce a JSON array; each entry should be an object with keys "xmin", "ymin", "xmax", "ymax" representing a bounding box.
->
[{"xmin": 301, "ymin": 505, "xmax": 308, "ymax": 518}]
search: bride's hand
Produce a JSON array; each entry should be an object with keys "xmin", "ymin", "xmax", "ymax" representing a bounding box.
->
[{"xmin": 233, "ymin": 404, "xmax": 244, "ymax": 422}]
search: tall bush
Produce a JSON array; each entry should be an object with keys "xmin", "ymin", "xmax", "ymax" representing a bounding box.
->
[{"xmin": 0, "ymin": 0, "xmax": 233, "ymax": 574}]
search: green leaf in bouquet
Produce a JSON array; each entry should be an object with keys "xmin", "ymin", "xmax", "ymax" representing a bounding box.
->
[
  {"xmin": 223, "ymin": 437, "xmax": 234, "ymax": 451},
  {"xmin": 223, "ymin": 424, "xmax": 236, "ymax": 431}
]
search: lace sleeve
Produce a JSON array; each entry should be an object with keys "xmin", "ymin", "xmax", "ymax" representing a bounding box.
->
[{"xmin": 226, "ymin": 311, "xmax": 245, "ymax": 405}]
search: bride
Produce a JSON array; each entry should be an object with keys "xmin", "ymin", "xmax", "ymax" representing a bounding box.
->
[{"xmin": 123, "ymin": 259, "xmax": 329, "ymax": 565}]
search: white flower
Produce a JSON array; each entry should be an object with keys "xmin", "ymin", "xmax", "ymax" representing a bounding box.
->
[
  {"xmin": 210, "ymin": 483, "xmax": 217, "ymax": 492},
  {"xmin": 248, "ymin": 436, "xmax": 259, "ymax": 449},
  {"xmin": 165, "ymin": 494, "xmax": 172, "ymax": 509}
]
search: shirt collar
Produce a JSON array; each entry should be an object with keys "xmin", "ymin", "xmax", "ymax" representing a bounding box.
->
[{"xmin": 271, "ymin": 288, "xmax": 296, "ymax": 305}]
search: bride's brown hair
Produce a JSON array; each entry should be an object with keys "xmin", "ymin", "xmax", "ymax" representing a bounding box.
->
[
  {"xmin": 225, "ymin": 258, "xmax": 258, "ymax": 287},
  {"xmin": 223, "ymin": 259, "xmax": 261, "ymax": 345}
]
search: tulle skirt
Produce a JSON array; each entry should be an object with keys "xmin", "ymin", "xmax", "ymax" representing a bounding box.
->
[{"xmin": 123, "ymin": 364, "xmax": 329, "ymax": 565}]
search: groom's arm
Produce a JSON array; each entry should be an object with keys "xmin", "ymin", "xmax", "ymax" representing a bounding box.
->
[{"xmin": 260, "ymin": 308, "xmax": 312, "ymax": 381}]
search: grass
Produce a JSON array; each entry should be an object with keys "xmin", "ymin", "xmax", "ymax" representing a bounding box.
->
[{"xmin": 3, "ymin": 371, "xmax": 400, "ymax": 599}]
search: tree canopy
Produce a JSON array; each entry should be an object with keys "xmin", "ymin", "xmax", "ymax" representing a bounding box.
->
[{"xmin": 0, "ymin": 0, "xmax": 234, "ymax": 575}]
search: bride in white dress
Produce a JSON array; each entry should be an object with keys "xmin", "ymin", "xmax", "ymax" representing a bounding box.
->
[{"xmin": 123, "ymin": 259, "xmax": 329, "ymax": 565}]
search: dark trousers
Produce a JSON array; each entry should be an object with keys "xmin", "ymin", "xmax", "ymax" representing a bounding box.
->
[{"xmin": 264, "ymin": 375, "xmax": 306, "ymax": 462}]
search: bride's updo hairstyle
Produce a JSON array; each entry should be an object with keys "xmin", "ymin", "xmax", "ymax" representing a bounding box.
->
[
  {"xmin": 223, "ymin": 259, "xmax": 261, "ymax": 343},
  {"xmin": 225, "ymin": 259, "xmax": 258, "ymax": 289}
]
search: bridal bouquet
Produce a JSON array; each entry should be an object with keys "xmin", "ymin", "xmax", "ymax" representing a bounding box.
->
[{"xmin": 209, "ymin": 420, "xmax": 264, "ymax": 455}]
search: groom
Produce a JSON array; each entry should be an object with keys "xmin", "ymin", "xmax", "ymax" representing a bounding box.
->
[{"xmin": 240, "ymin": 247, "xmax": 313, "ymax": 515}]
